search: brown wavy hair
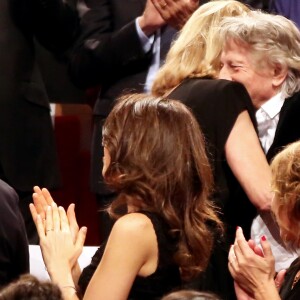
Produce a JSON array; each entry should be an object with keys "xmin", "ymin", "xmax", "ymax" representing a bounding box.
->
[
  {"xmin": 102, "ymin": 93, "xmax": 223, "ymax": 280},
  {"xmin": 271, "ymin": 141, "xmax": 300, "ymax": 250}
]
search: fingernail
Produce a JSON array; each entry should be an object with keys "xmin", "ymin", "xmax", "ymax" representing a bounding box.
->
[
  {"xmin": 261, "ymin": 235, "xmax": 266, "ymax": 241},
  {"xmin": 236, "ymin": 226, "xmax": 239, "ymax": 230}
]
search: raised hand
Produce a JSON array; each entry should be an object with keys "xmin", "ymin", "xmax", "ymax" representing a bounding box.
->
[
  {"xmin": 151, "ymin": 0, "xmax": 199, "ymax": 29},
  {"xmin": 32, "ymin": 202, "xmax": 87, "ymax": 281},
  {"xmin": 31, "ymin": 186, "xmax": 79, "ymax": 242},
  {"xmin": 228, "ymin": 227, "xmax": 279, "ymax": 299},
  {"xmin": 138, "ymin": 0, "xmax": 167, "ymax": 36}
]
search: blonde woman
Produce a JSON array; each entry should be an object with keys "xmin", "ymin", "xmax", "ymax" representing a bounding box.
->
[{"xmin": 152, "ymin": 0, "xmax": 272, "ymax": 243}]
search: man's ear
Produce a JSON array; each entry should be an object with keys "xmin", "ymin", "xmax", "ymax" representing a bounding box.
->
[{"xmin": 272, "ymin": 63, "xmax": 288, "ymax": 88}]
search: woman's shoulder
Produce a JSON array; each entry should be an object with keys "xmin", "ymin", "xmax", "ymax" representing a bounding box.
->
[{"xmin": 112, "ymin": 212, "xmax": 156, "ymax": 239}]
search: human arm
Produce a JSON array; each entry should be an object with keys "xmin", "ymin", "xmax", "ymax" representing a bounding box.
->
[
  {"xmin": 69, "ymin": 0, "xmax": 158, "ymax": 89},
  {"xmin": 225, "ymin": 110, "xmax": 272, "ymax": 211},
  {"xmin": 229, "ymin": 227, "xmax": 280, "ymax": 300}
]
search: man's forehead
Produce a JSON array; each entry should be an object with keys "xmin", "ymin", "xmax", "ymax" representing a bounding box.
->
[{"xmin": 223, "ymin": 38, "xmax": 250, "ymax": 53}]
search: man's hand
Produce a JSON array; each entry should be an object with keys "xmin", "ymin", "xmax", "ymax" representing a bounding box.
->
[
  {"xmin": 151, "ymin": 0, "xmax": 199, "ymax": 29},
  {"xmin": 138, "ymin": 0, "xmax": 167, "ymax": 36}
]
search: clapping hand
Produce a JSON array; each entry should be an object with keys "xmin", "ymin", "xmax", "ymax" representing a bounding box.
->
[
  {"xmin": 30, "ymin": 186, "xmax": 87, "ymax": 283},
  {"xmin": 228, "ymin": 227, "xmax": 276, "ymax": 296}
]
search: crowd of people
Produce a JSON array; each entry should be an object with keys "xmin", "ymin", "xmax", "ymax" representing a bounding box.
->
[{"xmin": 1, "ymin": 0, "xmax": 300, "ymax": 300}]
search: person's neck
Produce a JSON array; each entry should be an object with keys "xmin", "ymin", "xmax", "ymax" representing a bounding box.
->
[{"xmin": 254, "ymin": 92, "xmax": 280, "ymax": 110}]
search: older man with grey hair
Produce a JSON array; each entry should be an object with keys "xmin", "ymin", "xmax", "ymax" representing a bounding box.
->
[{"xmin": 219, "ymin": 10, "xmax": 300, "ymax": 272}]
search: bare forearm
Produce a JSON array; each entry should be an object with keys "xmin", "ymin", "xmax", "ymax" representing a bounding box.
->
[
  {"xmin": 253, "ymin": 282, "xmax": 281, "ymax": 300},
  {"xmin": 49, "ymin": 265, "xmax": 79, "ymax": 300},
  {"xmin": 225, "ymin": 111, "xmax": 272, "ymax": 211}
]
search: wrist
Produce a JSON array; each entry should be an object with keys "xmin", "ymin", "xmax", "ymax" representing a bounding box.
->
[
  {"xmin": 48, "ymin": 263, "xmax": 73, "ymax": 284},
  {"xmin": 137, "ymin": 16, "xmax": 161, "ymax": 36},
  {"xmin": 253, "ymin": 281, "xmax": 280, "ymax": 300}
]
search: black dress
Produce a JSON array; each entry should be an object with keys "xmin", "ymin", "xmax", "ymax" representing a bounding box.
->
[
  {"xmin": 169, "ymin": 78, "xmax": 257, "ymax": 300},
  {"xmin": 280, "ymin": 257, "xmax": 300, "ymax": 300},
  {"xmin": 169, "ymin": 78, "xmax": 257, "ymax": 240},
  {"xmin": 78, "ymin": 211, "xmax": 181, "ymax": 299}
]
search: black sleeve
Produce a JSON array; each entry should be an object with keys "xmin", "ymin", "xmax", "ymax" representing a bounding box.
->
[
  {"xmin": 11, "ymin": 0, "xmax": 79, "ymax": 54},
  {"xmin": 68, "ymin": 0, "xmax": 152, "ymax": 89},
  {"xmin": 31, "ymin": 0, "xmax": 79, "ymax": 53},
  {"xmin": 0, "ymin": 180, "xmax": 29, "ymax": 286}
]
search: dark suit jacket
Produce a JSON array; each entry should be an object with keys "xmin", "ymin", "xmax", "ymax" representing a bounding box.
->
[
  {"xmin": 70, "ymin": 0, "xmax": 151, "ymax": 118},
  {"xmin": 70, "ymin": 0, "xmax": 157, "ymax": 193},
  {"xmin": 0, "ymin": 0, "xmax": 78, "ymax": 192},
  {"xmin": 0, "ymin": 179, "xmax": 29, "ymax": 286},
  {"xmin": 267, "ymin": 91, "xmax": 300, "ymax": 161}
]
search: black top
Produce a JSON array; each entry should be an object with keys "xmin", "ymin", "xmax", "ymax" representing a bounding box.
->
[
  {"xmin": 169, "ymin": 78, "xmax": 256, "ymax": 300},
  {"xmin": 0, "ymin": 179, "xmax": 29, "ymax": 287},
  {"xmin": 169, "ymin": 78, "xmax": 257, "ymax": 235},
  {"xmin": 78, "ymin": 211, "xmax": 181, "ymax": 299},
  {"xmin": 280, "ymin": 257, "xmax": 300, "ymax": 300},
  {"xmin": 0, "ymin": 0, "xmax": 78, "ymax": 192}
]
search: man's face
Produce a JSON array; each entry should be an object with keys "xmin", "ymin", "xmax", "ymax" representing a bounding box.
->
[{"xmin": 219, "ymin": 39, "xmax": 277, "ymax": 109}]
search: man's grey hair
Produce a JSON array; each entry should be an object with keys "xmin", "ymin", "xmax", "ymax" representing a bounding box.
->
[{"xmin": 220, "ymin": 10, "xmax": 300, "ymax": 98}]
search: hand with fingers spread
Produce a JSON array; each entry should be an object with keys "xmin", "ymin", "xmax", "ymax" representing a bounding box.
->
[
  {"xmin": 151, "ymin": 0, "xmax": 199, "ymax": 29},
  {"xmin": 229, "ymin": 227, "xmax": 281, "ymax": 300}
]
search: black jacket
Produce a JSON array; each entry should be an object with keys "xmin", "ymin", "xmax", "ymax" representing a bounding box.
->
[{"xmin": 0, "ymin": 0, "xmax": 78, "ymax": 192}]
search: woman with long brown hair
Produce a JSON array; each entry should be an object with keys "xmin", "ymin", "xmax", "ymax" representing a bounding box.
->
[{"xmin": 30, "ymin": 93, "xmax": 222, "ymax": 300}]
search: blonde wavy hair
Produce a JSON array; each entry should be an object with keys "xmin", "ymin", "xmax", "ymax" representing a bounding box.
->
[
  {"xmin": 152, "ymin": 0, "xmax": 250, "ymax": 97},
  {"xmin": 220, "ymin": 11, "xmax": 300, "ymax": 99},
  {"xmin": 271, "ymin": 141, "xmax": 300, "ymax": 250}
]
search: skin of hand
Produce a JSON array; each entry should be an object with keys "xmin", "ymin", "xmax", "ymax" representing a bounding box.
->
[
  {"xmin": 30, "ymin": 190, "xmax": 84, "ymax": 286},
  {"xmin": 234, "ymin": 269, "xmax": 286, "ymax": 300},
  {"xmin": 31, "ymin": 203, "xmax": 87, "ymax": 286},
  {"xmin": 275, "ymin": 269, "xmax": 287, "ymax": 290},
  {"xmin": 32, "ymin": 186, "xmax": 79, "ymax": 242},
  {"xmin": 151, "ymin": 0, "xmax": 199, "ymax": 29},
  {"xmin": 234, "ymin": 281, "xmax": 255, "ymax": 300},
  {"xmin": 234, "ymin": 235, "xmax": 286, "ymax": 300},
  {"xmin": 138, "ymin": 0, "xmax": 167, "ymax": 36},
  {"xmin": 228, "ymin": 227, "xmax": 280, "ymax": 300}
]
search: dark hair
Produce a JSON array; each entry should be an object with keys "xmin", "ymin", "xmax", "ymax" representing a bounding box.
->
[
  {"xmin": 0, "ymin": 274, "xmax": 63, "ymax": 300},
  {"xmin": 102, "ymin": 93, "xmax": 223, "ymax": 280}
]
